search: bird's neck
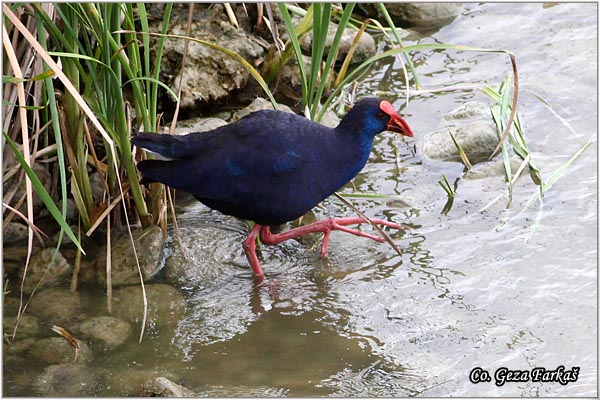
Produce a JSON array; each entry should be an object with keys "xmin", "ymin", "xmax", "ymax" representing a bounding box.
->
[{"xmin": 328, "ymin": 126, "xmax": 376, "ymax": 187}]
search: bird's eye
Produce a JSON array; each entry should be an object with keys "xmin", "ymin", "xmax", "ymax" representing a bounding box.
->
[{"xmin": 377, "ymin": 111, "xmax": 386, "ymax": 119}]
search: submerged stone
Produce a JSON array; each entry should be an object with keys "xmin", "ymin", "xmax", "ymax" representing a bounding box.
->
[
  {"xmin": 34, "ymin": 363, "xmax": 98, "ymax": 397},
  {"xmin": 77, "ymin": 316, "xmax": 132, "ymax": 351},
  {"xmin": 111, "ymin": 284, "xmax": 186, "ymax": 333},
  {"xmin": 96, "ymin": 226, "xmax": 165, "ymax": 287},
  {"xmin": 28, "ymin": 288, "xmax": 88, "ymax": 327},
  {"xmin": 30, "ymin": 336, "xmax": 92, "ymax": 365},
  {"xmin": 3, "ymin": 222, "xmax": 29, "ymax": 244},
  {"xmin": 3, "ymin": 315, "xmax": 40, "ymax": 339}
]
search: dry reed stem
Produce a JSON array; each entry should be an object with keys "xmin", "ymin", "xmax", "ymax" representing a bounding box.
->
[{"xmin": 3, "ymin": 22, "xmax": 35, "ymax": 341}]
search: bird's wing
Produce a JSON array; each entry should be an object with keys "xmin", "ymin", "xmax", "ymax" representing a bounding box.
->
[
  {"xmin": 132, "ymin": 129, "xmax": 224, "ymax": 160},
  {"xmin": 136, "ymin": 111, "xmax": 322, "ymax": 199}
]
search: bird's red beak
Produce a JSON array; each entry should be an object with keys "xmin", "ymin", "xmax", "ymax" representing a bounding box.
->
[{"xmin": 380, "ymin": 100, "xmax": 414, "ymax": 138}]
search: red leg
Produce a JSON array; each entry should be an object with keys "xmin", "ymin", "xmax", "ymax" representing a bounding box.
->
[
  {"xmin": 242, "ymin": 224, "xmax": 265, "ymax": 280},
  {"xmin": 259, "ymin": 217, "xmax": 405, "ymax": 257}
]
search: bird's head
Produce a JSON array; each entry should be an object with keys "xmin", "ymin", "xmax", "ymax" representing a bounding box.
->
[{"xmin": 339, "ymin": 97, "xmax": 414, "ymax": 139}]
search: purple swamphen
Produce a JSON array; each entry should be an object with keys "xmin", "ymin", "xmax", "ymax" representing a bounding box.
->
[{"xmin": 132, "ymin": 97, "xmax": 414, "ymax": 279}]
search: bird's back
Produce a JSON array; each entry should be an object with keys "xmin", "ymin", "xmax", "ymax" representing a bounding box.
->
[{"xmin": 134, "ymin": 109, "xmax": 372, "ymax": 225}]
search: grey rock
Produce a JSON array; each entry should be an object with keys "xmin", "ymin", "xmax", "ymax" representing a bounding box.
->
[
  {"xmin": 386, "ymin": 198, "xmax": 412, "ymax": 208},
  {"xmin": 40, "ymin": 198, "xmax": 80, "ymax": 224},
  {"xmin": 77, "ymin": 316, "xmax": 132, "ymax": 351},
  {"xmin": 18, "ymin": 248, "xmax": 73, "ymax": 294},
  {"xmin": 34, "ymin": 363, "xmax": 98, "ymax": 397},
  {"xmin": 102, "ymin": 368, "xmax": 182, "ymax": 397},
  {"xmin": 111, "ymin": 284, "xmax": 186, "ymax": 331},
  {"xmin": 359, "ymin": 3, "xmax": 463, "ymax": 28},
  {"xmin": 463, "ymin": 157, "xmax": 528, "ymax": 180},
  {"xmin": 90, "ymin": 171, "xmax": 107, "ymax": 204},
  {"xmin": 300, "ymin": 21, "xmax": 377, "ymax": 65},
  {"xmin": 444, "ymin": 101, "xmax": 491, "ymax": 122},
  {"xmin": 5, "ymin": 337, "xmax": 36, "ymax": 353},
  {"xmin": 157, "ymin": 6, "xmax": 266, "ymax": 107},
  {"xmin": 47, "ymin": 223, "xmax": 83, "ymax": 250},
  {"xmin": 2, "ymin": 246, "xmax": 29, "ymax": 278},
  {"xmin": 5, "ymin": 162, "xmax": 54, "ymax": 215},
  {"xmin": 232, "ymin": 97, "xmax": 294, "ymax": 121},
  {"xmin": 30, "ymin": 336, "xmax": 92, "ymax": 365},
  {"xmin": 174, "ymin": 117, "xmax": 228, "ymax": 135},
  {"xmin": 28, "ymin": 288, "xmax": 87, "ymax": 327},
  {"xmin": 279, "ymin": 55, "xmax": 312, "ymax": 95},
  {"xmin": 96, "ymin": 226, "xmax": 165, "ymax": 287},
  {"xmin": 320, "ymin": 109, "xmax": 341, "ymax": 128},
  {"xmin": 61, "ymin": 198, "xmax": 79, "ymax": 223},
  {"xmin": 422, "ymin": 102, "xmax": 499, "ymax": 165},
  {"xmin": 3, "ymin": 222, "xmax": 29, "ymax": 244},
  {"xmin": 140, "ymin": 377, "xmax": 196, "ymax": 397}
]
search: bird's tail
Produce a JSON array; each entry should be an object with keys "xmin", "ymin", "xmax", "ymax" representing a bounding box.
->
[
  {"xmin": 131, "ymin": 132, "xmax": 182, "ymax": 160},
  {"xmin": 136, "ymin": 159, "xmax": 166, "ymax": 185}
]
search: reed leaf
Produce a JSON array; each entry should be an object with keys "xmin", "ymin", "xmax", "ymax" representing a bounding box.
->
[
  {"xmin": 3, "ymin": 132, "xmax": 85, "ymax": 254},
  {"xmin": 275, "ymin": 3, "xmax": 309, "ymax": 103},
  {"xmin": 318, "ymin": 43, "xmax": 518, "ymax": 122},
  {"xmin": 377, "ymin": 4, "xmax": 421, "ymax": 89},
  {"xmin": 334, "ymin": 18, "xmax": 371, "ymax": 88},
  {"xmin": 542, "ymin": 140, "xmax": 592, "ymax": 194},
  {"xmin": 310, "ymin": 3, "xmax": 355, "ymax": 119}
]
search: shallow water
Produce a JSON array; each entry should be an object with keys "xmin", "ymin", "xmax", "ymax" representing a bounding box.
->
[{"xmin": 4, "ymin": 3, "xmax": 597, "ymax": 397}]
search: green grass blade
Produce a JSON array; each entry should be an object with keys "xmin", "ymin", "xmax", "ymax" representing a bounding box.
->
[
  {"xmin": 123, "ymin": 77, "xmax": 179, "ymax": 100},
  {"xmin": 377, "ymin": 3, "xmax": 421, "ymax": 89},
  {"xmin": 318, "ymin": 42, "xmax": 517, "ymax": 121},
  {"xmin": 311, "ymin": 3, "xmax": 355, "ymax": 120},
  {"xmin": 501, "ymin": 140, "xmax": 513, "ymax": 208},
  {"xmin": 443, "ymin": 117, "xmax": 472, "ymax": 170},
  {"xmin": 308, "ymin": 4, "xmax": 330, "ymax": 108},
  {"xmin": 150, "ymin": 3, "xmax": 173, "ymax": 130},
  {"xmin": 542, "ymin": 140, "xmax": 592, "ymax": 194},
  {"xmin": 276, "ymin": 3, "xmax": 309, "ymax": 105},
  {"xmin": 438, "ymin": 175, "xmax": 455, "ymax": 198},
  {"xmin": 35, "ymin": 10, "xmax": 70, "ymax": 250},
  {"xmin": 3, "ymin": 132, "xmax": 86, "ymax": 254}
]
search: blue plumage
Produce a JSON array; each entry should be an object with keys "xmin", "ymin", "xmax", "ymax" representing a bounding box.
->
[{"xmin": 132, "ymin": 97, "xmax": 413, "ymax": 226}]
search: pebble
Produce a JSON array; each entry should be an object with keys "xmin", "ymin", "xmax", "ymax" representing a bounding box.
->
[{"xmin": 140, "ymin": 377, "xmax": 196, "ymax": 397}]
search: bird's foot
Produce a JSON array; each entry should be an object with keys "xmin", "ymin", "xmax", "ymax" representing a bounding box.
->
[{"xmin": 259, "ymin": 217, "xmax": 405, "ymax": 257}]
